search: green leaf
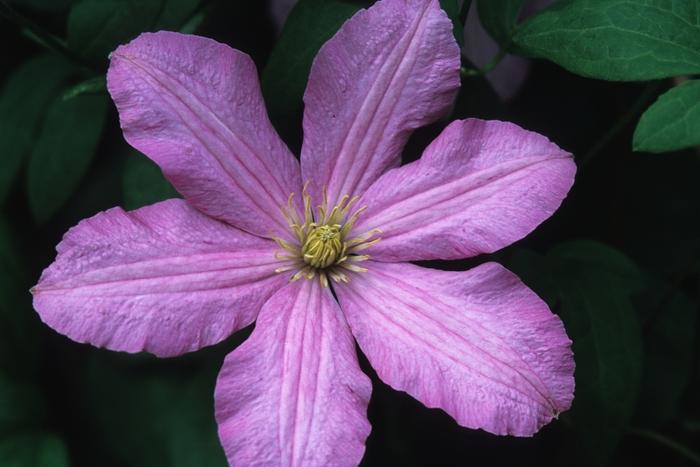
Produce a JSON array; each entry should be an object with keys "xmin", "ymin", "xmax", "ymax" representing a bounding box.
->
[
  {"xmin": 0, "ymin": 433, "xmax": 69, "ymax": 467},
  {"xmin": 633, "ymin": 79, "xmax": 700, "ymax": 153},
  {"xmin": 261, "ymin": 0, "xmax": 364, "ymax": 144},
  {"xmin": 476, "ymin": 0, "xmax": 525, "ymax": 45},
  {"xmin": 27, "ymin": 93, "xmax": 108, "ymax": 224},
  {"xmin": 0, "ymin": 55, "xmax": 74, "ymax": 205},
  {"xmin": 512, "ymin": 0, "xmax": 700, "ymax": 80},
  {"xmin": 440, "ymin": 0, "xmax": 465, "ymax": 47},
  {"xmin": 67, "ymin": 0, "xmax": 201, "ymax": 63},
  {"xmin": 122, "ymin": 149, "xmax": 179, "ymax": 210},
  {"xmin": 508, "ymin": 240, "xmax": 644, "ymax": 466}
]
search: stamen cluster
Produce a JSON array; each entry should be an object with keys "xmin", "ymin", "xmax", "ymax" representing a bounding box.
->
[{"xmin": 274, "ymin": 185, "xmax": 381, "ymax": 287}]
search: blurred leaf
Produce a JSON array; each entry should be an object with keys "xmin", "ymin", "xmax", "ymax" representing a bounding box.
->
[
  {"xmin": 440, "ymin": 0, "xmax": 465, "ymax": 47},
  {"xmin": 635, "ymin": 276, "xmax": 697, "ymax": 425},
  {"xmin": 0, "ymin": 218, "xmax": 25, "ymax": 301},
  {"xmin": 122, "ymin": 149, "xmax": 179, "ymax": 210},
  {"xmin": 82, "ymin": 354, "xmax": 227, "ymax": 467},
  {"xmin": 508, "ymin": 240, "xmax": 644, "ymax": 466},
  {"xmin": 476, "ymin": 0, "xmax": 525, "ymax": 45},
  {"xmin": 67, "ymin": 0, "xmax": 201, "ymax": 63},
  {"xmin": 5, "ymin": 0, "xmax": 71, "ymax": 11},
  {"xmin": 0, "ymin": 55, "xmax": 74, "ymax": 205},
  {"xmin": 62, "ymin": 75, "xmax": 107, "ymax": 101},
  {"xmin": 262, "ymin": 0, "xmax": 363, "ymax": 143},
  {"xmin": 0, "ymin": 219, "xmax": 39, "ymax": 376},
  {"xmin": 155, "ymin": 0, "xmax": 202, "ymax": 30},
  {"xmin": 27, "ymin": 93, "xmax": 108, "ymax": 224},
  {"xmin": 179, "ymin": 5, "xmax": 208, "ymax": 34},
  {"xmin": 633, "ymin": 79, "xmax": 700, "ymax": 153},
  {"xmin": 0, "ymin": 373, "xmax": 46, "ymax": 436},
  {"xmin": 0, "ymin": 371, "xmax": 67, "ymax": 467},
  {"xmin": 0, "ymin": 433, "xmax": 69, "ymax": 467},
  {"xmin": 512, "ymin": 0, "xmax": 700, "ymax": 80}
]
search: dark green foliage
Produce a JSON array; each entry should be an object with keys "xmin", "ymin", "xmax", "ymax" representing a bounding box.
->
[
  {"xmin": 508, "ymin": 242, "xmax": 644, "ymax": 466},
  {"xmin": 67, "ymin": 0, "xmax": 202, "ymax": 64},
  {"xmin": 122, "ymin": 149, "xmax": 180, "ymax": 210},
  {"xmin": 0, "ymin": 56, "xmax": 74, "ymax": 205},
  {"xmin": 27, "ymin": 93, "xmax": 108, "ymax": 224}
]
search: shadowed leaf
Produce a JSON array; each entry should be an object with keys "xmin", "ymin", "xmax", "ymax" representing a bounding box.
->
[
  {"xmin": 0, "ymin": 55, "xmax": 74, "ymax": 205},
  {"xmin": 27, "ymin": 93, "xmax": 108, "ymax": 224},
  {"xmin": 508, "ymin": 240, "xmax": 644, "ymax": 466}
]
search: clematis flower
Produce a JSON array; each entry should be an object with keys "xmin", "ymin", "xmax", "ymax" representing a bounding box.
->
[{"xmin": 32, "ymin": 0, "xmax": 575, "ymax": 465}]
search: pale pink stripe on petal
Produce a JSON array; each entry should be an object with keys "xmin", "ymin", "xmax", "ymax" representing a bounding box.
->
[
  {"xmin": 336, "ymin": 261, "xmax": 574, "ymax": 436},
  {"xmin": 354, "ymin": 119, "xmax": 575, "ymax": 261},
  {"xmin": 32, "ymin": 199, "xmax": 285, "ymax": 358},
  {"xmin": 215, "ymin": 279, "xmax": 371, "ymax": 467},
  {"xmin": 107, "ymin": 31, "xmax": 301, "ymax": 238},
  {"xmin": 301, "ymin": 0, "xmax": 460, "ymax": 206}
]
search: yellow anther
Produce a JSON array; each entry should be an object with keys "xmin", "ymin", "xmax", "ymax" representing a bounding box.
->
[
  {"xmin": 273, "ymin": 184, "xmax": 382, "ymax": 286},
  {"xmin": 302, "ymin": 224, "xmax": 345, "ymax": 269}
]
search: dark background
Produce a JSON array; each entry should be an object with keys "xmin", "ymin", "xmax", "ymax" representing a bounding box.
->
[{"xmin": 1, "ymin": 0, "xmax": 699, "ymax": 466}]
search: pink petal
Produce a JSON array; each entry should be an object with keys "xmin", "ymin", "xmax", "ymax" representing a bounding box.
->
[
  {"xmin": 300, "ymin": 0, "xmax": 460, "ymax": 206},
  {"xmin": 107, "ymin": 31, "xmax": 301, "ymax": 238},
  {"xmin": 336, "ymin": 261, "xmax": 574, "ymax": 436},
  {"xmin": 215, "ymin": 279, "xmax": 371, "ymax": 467},
  {"xmin": 32, "ymin": 199, "xmax": 285, "ymax": 357},
  {"xmin": 354, "ymin": 119, "xmax": 575, "ymax": 261}
]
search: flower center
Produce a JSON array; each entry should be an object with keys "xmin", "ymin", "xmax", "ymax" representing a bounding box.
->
[
  {"xmin": 302, "ymin": 224, "xmax": 344, "ymax": 268},
  {"xmin": 273, "ymin": 183, "xmax": 381, "ymax": 287}
]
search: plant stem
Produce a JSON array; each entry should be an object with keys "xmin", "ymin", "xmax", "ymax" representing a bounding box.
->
[
  {"xmin": 629, "ymin": 427, "xmax": 700, "ymax": 465},
  {"xmin": 578, "ymin": 82, "xmax": 663, "ymax": 169},
  {"xmin": 0, "ymin": 0, "xmax": 91, "ymax": 70},
  {"xmin": 461, "ymin": 47, "xmax": 507, "ymax": 78}
]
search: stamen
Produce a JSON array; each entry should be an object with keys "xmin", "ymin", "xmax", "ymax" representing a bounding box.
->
[
  {"xmin": 346, "ymin": 254, "xmax": 370, "ymax": 262},
  {"xmin": 273, "ymin": 184, "xmax": 382, "ymax": 287},
  {"xmin": 340, "ymin": 263, "xmax": 368, "ymax": 273},
  {"xmin": 275, "ymin": 264, "xmax": 298, "ymax": 273},
  {"xmin": 349, "ymin": 238, "xmax": 381, "ymax": 252}
]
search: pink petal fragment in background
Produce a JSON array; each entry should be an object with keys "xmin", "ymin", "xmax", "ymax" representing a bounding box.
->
[
  {"xmin": 32, "ymin": 199, "xmax": 285, "ymax": 358},
  {"xmin": 215, "ymin": 279, "xmax": 371, "ymax": 467},
  {"xmin": 300, "ymin": 0, "xmax": 460, "ymax": 206},
  {"xmin": 355, "ymin": 119, "xmax": 575, "ymax": 261},
  {"xmin": 462, "ymin": 0, "xmax": 554, "ymax": 101},
  {"xmin": 107, "ymin": 31, "xmax": 301, "ymax": 239},
  {"xmin": 336, "ymin": 261, "xmax": 574, "ymax": 436}
]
